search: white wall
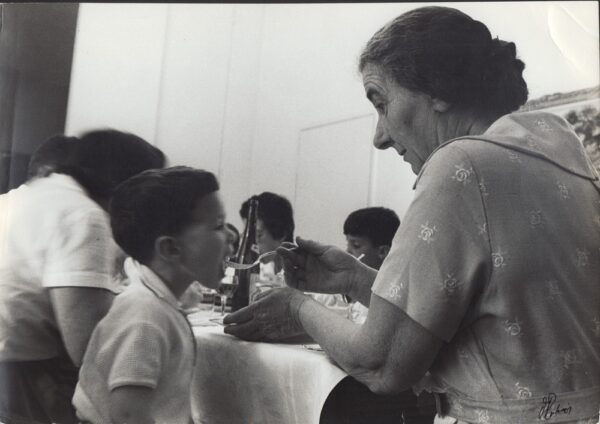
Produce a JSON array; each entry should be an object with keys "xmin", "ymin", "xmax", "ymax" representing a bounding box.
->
[
  {"xmin": 66, "ymin": 2, "xmax": 599, "ymax": 245},
  {"xmin": 66, "ymin": 4, "xmax": 168, "ymax": 142}
]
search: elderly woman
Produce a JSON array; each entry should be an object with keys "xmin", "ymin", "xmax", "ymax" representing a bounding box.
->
[{"xmin": 225, "ymin": 6, "xmax": 600, "ymax": 424}]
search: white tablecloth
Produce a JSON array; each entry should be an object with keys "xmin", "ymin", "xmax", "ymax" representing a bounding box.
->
[{"xmin": 188, "ymin": 311, "xmax": 348, "ymax": 424}]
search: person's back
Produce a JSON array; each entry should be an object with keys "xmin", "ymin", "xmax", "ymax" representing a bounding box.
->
[
  {"xmin": 0, "ymin": 173, "xmax": 115, "ymax": 360},
  {"xmin": 74, "ymin": 166, "xmax": 230, "ymax": 424}
]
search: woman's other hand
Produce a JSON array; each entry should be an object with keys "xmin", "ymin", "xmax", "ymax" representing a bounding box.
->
[
  {"xmin": 223, "ymin": 287, "xmax": 309, "ymax": 342},
  {"xmin": 276, "ymin": 237, "xmax": 366, "ymax": 296}
]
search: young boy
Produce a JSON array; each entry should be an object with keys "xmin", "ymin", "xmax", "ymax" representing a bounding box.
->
[
  {"xmin": 343, "ymin": 206, "xmax": 400, "ymax": 270},
  {"xmin": 72, "ymin": 166, "xmax": 230, "ymax": 424},
  {"xmin": 343, "ymin": 207, "xmax": 400, "ymax": 323}
]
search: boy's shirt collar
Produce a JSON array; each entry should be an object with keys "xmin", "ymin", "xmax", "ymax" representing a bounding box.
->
[{"xmin": 124, "ymin": 258, "xmax": 181, "ymax": 310}]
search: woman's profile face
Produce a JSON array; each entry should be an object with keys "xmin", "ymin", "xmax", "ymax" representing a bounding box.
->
[{"xmin": 362, "ymin": 64, "xmax": 439, "ymax": 174}]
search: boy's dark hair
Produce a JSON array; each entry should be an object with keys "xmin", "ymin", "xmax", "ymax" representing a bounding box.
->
[
  {"xmin": 239, "ymin": 192, "xmax": 294, "ymax": 242},
  {"xmin": 27, "ymin": 135, "xmax": 79, "ymax": 179},
  {"xmin": 109, "ymin": 166, "xmax": 219, "ymax": 264},
  {"xmin": 64, "ymin": 129, "xmax": 166, "ymax": 200},
  {"xmin": 343, "ymin": 207, "xmax": 400, "ymax": 247}
]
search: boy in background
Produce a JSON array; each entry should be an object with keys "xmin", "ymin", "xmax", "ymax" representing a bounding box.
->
[
  {"xmin": 73, "ymin": 167, "xmax": 230, "ymax": 424},
  {"xmin": 343, "ymin": 207, "xmax": 399, "ymax": 324},
  {"xmin": 343, "ymin": 207, "xmax": 400, "ymax": 270}
]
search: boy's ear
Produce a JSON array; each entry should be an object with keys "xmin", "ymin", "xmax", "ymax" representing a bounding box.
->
[
  {"xmin": 377, "ymin": 244, "xmax": 391, "ymax": 260},
  {"xmin": 154, "ymin": 235, "xmax": 181, "ymax": 262},
  {"xmin": 432, "ymin": 97, "xmax": 450, "ymax": 113}
]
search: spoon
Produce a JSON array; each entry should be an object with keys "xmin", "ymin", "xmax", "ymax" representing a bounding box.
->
[
  {"xmin": 224, "ymin": 250, "xmax": 278, "ymax": 270},
  {"xmin": 224, "ymin": 248, "xmax": 363, "ymax": 270}
]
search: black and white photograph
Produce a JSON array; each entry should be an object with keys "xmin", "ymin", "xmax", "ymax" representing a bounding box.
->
[{"xmin": 0, "ymin": 2, "xmax": 599, "ymax": 424}]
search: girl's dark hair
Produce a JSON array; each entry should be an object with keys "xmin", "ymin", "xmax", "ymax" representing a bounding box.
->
[
  {"xmin": 239, "ymin": 192, "xmax": 294, "ymax": 243},
  {"xmin": 65, "ymin": 129, "xmax": 166, "ymax": 200},
  {"xmin": 359, "ymin": 6, "xmax": 528, "ymax": 116},
  {"xmin": 110, "ymin": 166, "xmax": 219, "ymax": 263},
  {"xmin": 27, "ymin": 135, "xmax": 80, "ymax": 179}
]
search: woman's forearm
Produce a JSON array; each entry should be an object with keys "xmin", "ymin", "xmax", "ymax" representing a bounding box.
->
[
  {"xmin": 298, "ymin": 298, "xmax": 392, "ymax": 392},
  {"xmin": 297, "ymin": 294, "xmax": 443, "ymax": 395}
]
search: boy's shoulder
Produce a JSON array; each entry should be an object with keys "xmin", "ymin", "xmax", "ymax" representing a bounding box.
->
[{"xmin": 110, "ymin": 282, "xmax": 176, "ymax": 324}]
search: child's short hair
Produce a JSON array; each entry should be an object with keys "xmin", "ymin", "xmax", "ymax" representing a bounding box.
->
[
  {"xmin": 109, "ymin": 166, "xmax": 219, "ymax": 263},
  {"xmin": 239, "ymin": 192, "xmax": 294, "ymax": 242},
  {"xmin": 343, "ymin": 207, "xmax": 400, "ymax": 247}
]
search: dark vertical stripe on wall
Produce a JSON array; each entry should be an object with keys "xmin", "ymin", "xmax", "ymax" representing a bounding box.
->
[{"xmin": 0, "ymin": 3, "xmax": 79, "ymax": 193}]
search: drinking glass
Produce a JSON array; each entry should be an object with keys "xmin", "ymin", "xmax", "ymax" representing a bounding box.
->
[{"xmin": 216, "ymin": 275, "xmax": 237, "ymax": 316}]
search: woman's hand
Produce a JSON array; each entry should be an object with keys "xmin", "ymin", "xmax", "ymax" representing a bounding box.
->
[
  {"xmin": 223, "ymin": 287, "xmax": 309, "ymax": 342},
  {"xmin": 276, "ymin": 237, "xmax": 366, "ymax": 296}
]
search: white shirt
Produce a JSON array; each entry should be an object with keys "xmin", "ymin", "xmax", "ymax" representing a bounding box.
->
[
  {"xmin": 0, "ymin": 174, "xmax": 120, "ymax": 361},
  {"xmin": 73, "ymin": 261, "xmax": 195, "ymax": 424}
]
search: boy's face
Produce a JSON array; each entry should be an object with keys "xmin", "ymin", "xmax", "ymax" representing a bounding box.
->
[
  {"xmin": 176, "ymin": 192, "xmax": 229, "ymax": 289},
  {"xmin": 345, "ymin": 234, "xmax": 385, "ymax": 270}
]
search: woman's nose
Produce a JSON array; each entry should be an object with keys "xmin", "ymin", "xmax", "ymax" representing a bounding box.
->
[{"xmin": 373, "ymin": 119, "xmax": 391, "ymax": 150}]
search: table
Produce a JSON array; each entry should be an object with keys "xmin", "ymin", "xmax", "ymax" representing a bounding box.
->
[
  {"xmin": 188, "ymin": 311, "xmax": 347, "ymax": 424},
  {"xmin": 187, "ymin": 310, "xmax": 436, "ymax": 424}
]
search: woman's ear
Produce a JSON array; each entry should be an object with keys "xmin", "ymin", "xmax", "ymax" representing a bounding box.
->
[
  {"xmin": 432, "ymin": 98, "xmax": 451, "ymax": 113},
  {"xmin": 154, "ymin": 236, "xmax": 180, "ymax": 262}
]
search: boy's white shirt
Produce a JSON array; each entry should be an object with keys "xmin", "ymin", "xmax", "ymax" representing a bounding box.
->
[{"xmin": 73, "ymin": 257, "xmax": 195, "ymax": 424}]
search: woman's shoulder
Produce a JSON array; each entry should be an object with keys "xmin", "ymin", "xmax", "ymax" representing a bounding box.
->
[{"xmin": 415, "ymin": 138, "xmax": 489, "ymax": 184}]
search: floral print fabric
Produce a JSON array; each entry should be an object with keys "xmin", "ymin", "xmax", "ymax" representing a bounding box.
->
[{"xmin": 372, "ymin": 111, "xmax": 600, "ymax": 423}]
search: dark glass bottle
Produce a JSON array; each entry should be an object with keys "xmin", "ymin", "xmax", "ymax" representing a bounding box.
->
[{"xmin": 231, "ymin": 198, "xmax": 259, "ymax": 311}]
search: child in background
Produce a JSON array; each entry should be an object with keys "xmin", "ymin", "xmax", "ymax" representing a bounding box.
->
[
  {"xmin": 73, "ymin": 166, "xmax": 231, "ymax": 424},
  {"xmin": 343, "ymin": 207, "xmax": 400, "ymax": 270},
  {"xmin": 342, "ymin": 207, "xmax": 400, "ymax": 323},
  {"xmin": 241, "ymin": 192, "xmax": 347, "ymax": 310}
]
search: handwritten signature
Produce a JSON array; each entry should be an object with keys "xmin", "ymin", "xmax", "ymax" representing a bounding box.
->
[{"xmin": 539, "ymin": 393, "xmax": 572, "ymax": 420}]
